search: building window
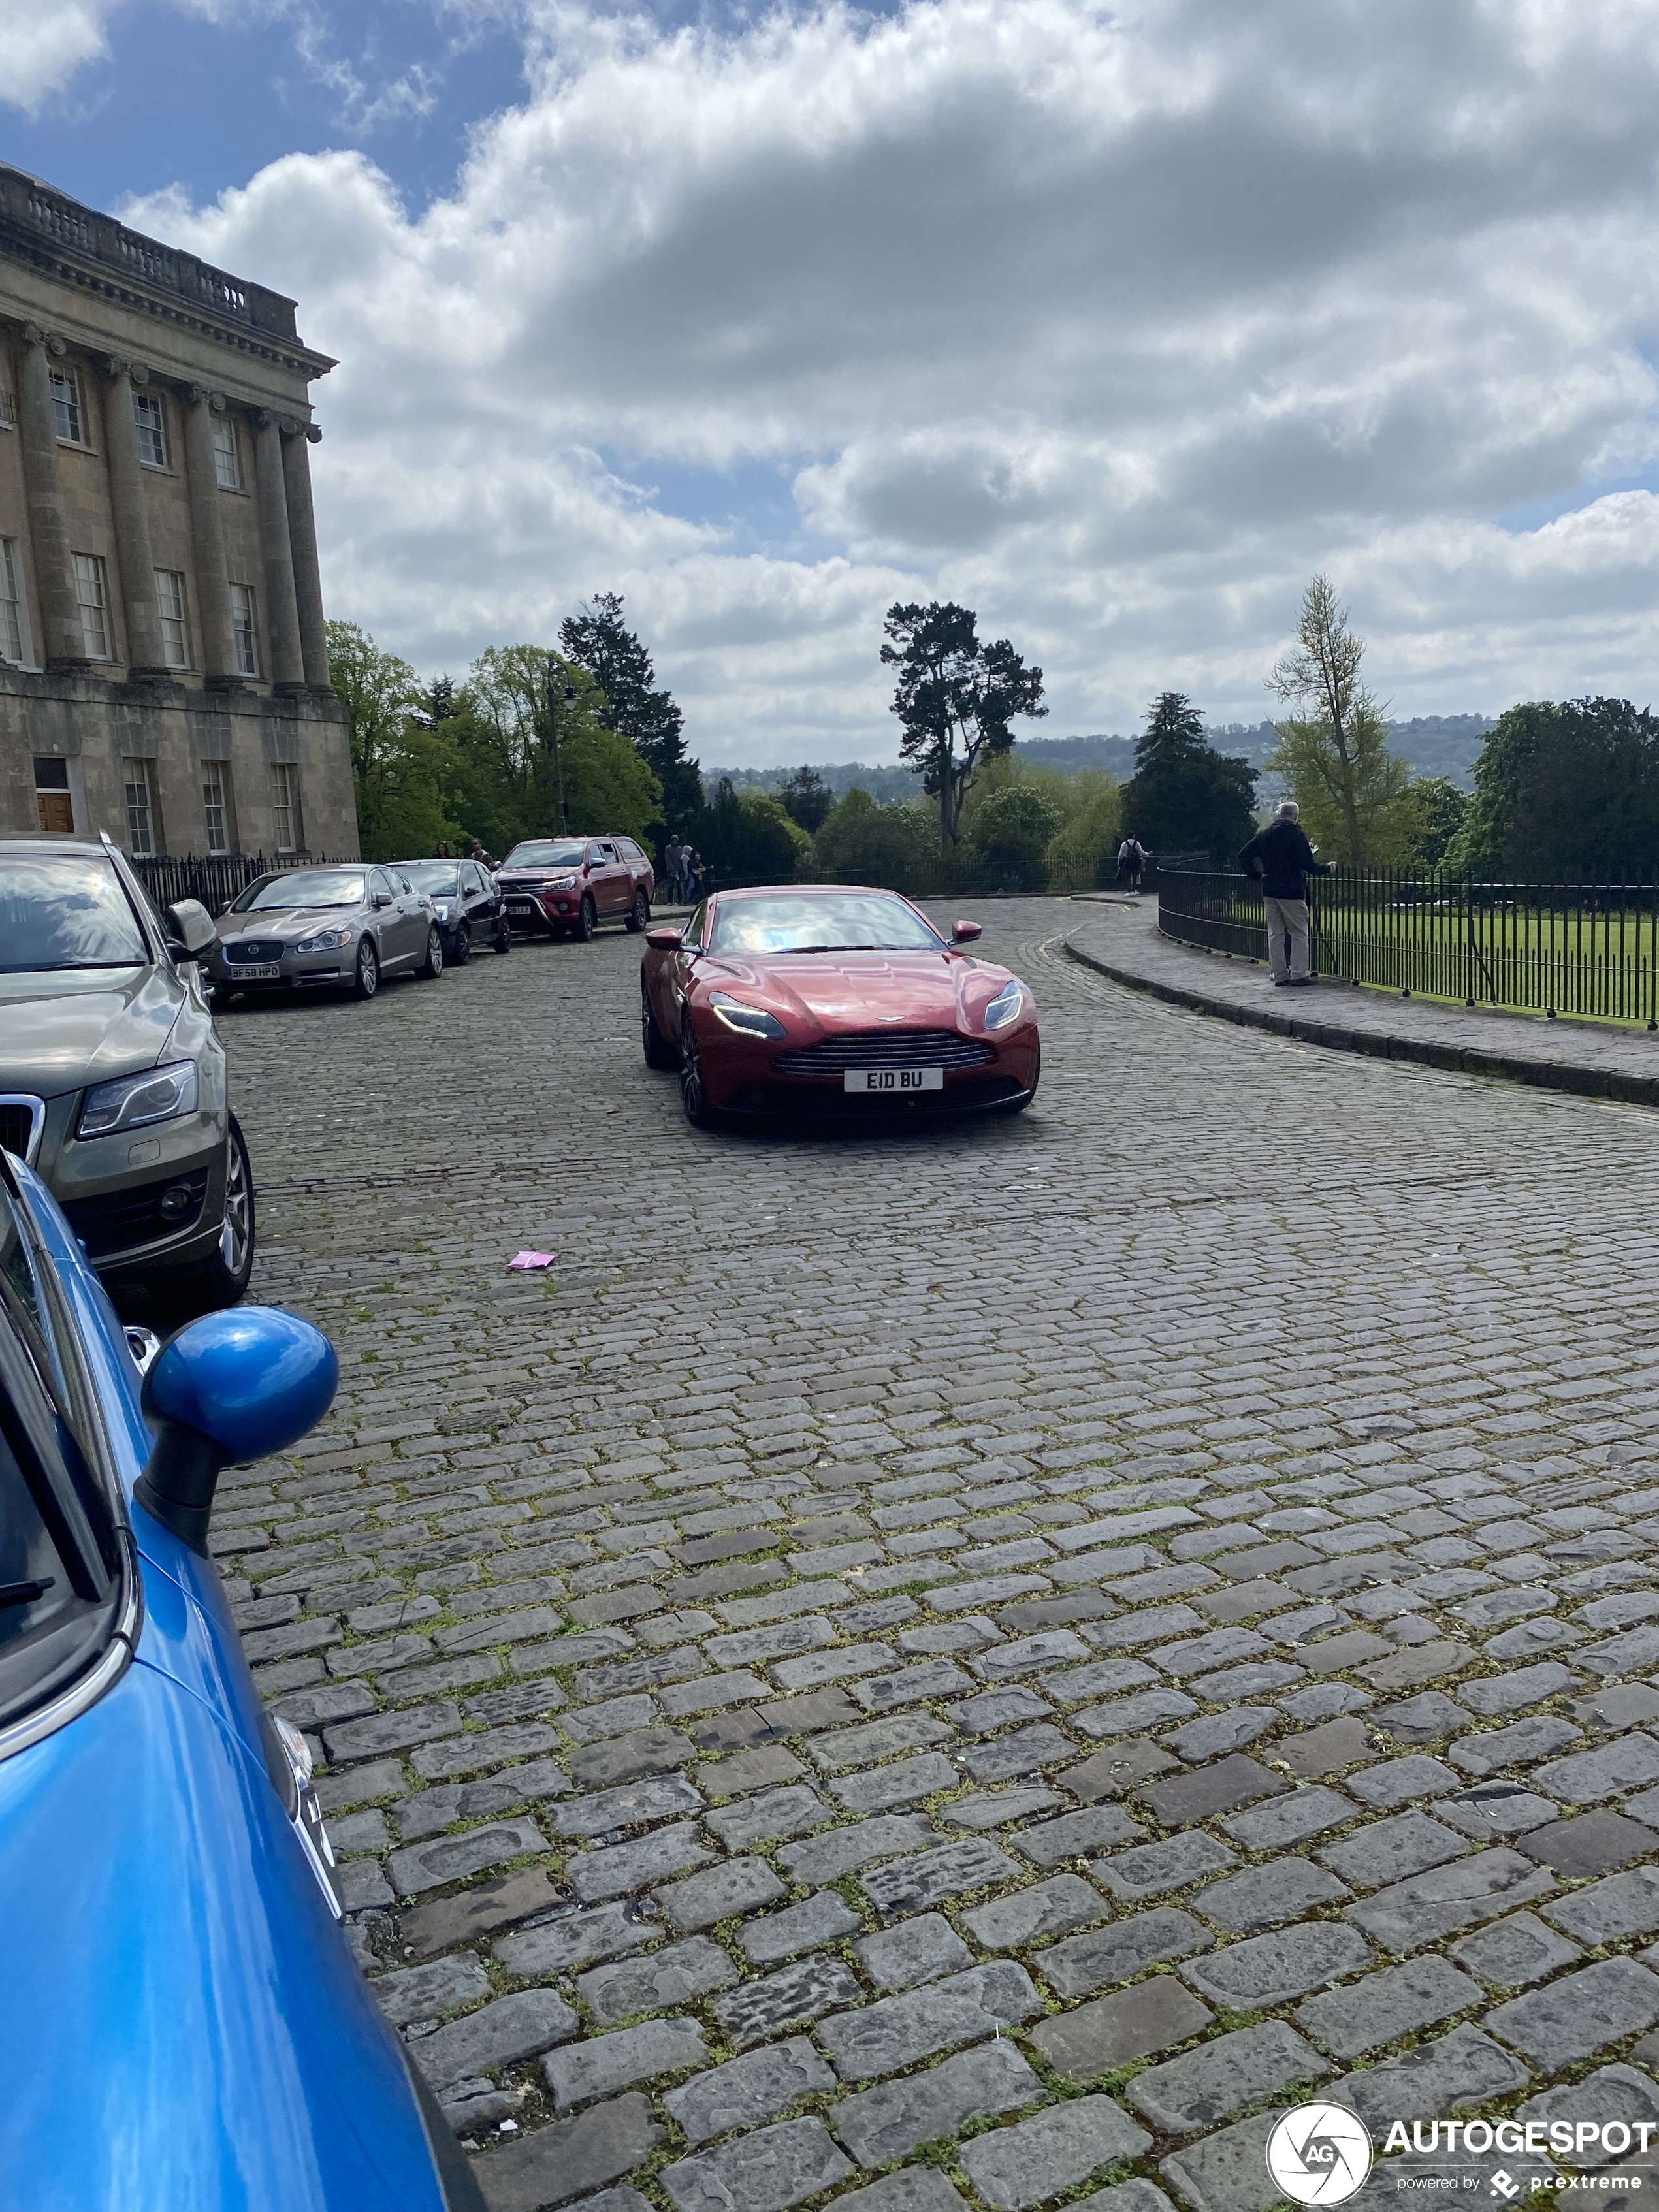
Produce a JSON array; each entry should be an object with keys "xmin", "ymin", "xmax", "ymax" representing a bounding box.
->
[
  {"xmin": 0, "ymin": 386, "xmax": 16, "ymax": 429},
  {"xmin": 155, "ymin": 570, "xmax": 190, "ymax": 669},
  {"xmin": 201, "ymin": 760, "xmax": 232, "ymax": 854},
  {"xmin": 133, "ymin": 390, "xmax": 167, "ymax": 469},
  {"xmin": 229, "ymin": 582, "xmax": 259, "ymax": 677},
  {"xmin": 72, "ymin": 553, "xmax": 111, "ymax": 660},
  {"xmin": 211, "ymin": 413, "xmax": 242, "ymax": 489},
  {"xmin": 33, "ymin": 756, "xmax": 73, "ymax": 836},
  {"xmin": 50, "ymin": 369, "xmax": 84, "ymax": 445},
  {"xmin": 123, "ymin": 758, "xmax": 161, "ymax": 857},
  {"xmin": 270, "ymin": 763, "xmax": 302, "ymax": 856},
  {"xmin": 0, "ymin": 539, "xmax": 29, "ymax": 665}
]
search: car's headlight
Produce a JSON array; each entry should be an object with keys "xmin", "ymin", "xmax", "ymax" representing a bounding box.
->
[
  {"xmin": 295, "ymin": 927, "xmax": 353, "ymax": 952},
  {"xmin": 709, "ymin": 991, "xmax": 786, "ymax": 1039},
  {"xmin": 430, "ymin": 901, "xmax": 454, "ymax": 921},
  {"xmin": 78, "ymin": 1059, "xmax": 200, "ymax": 1139},
  {"xmin": 545, "ymin": 875, "xmax": 577, "ymax": 891},
  {"xmin": 983, "ymin": 980, "xmax": 1025, "ymax": 1031}
]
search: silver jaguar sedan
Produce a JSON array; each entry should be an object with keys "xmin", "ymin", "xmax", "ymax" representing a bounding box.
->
[{"xmin": 208, "ymin": 864, "xmax": 444, "ymax": 1006}]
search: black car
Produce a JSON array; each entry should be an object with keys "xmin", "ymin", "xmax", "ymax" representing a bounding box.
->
[{"xmin": 396, "ymin": 860, "xmax": 511, "ymax": 964}]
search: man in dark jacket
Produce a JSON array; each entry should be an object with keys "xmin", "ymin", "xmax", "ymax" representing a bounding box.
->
[{"xmin": 1238, "ymin": 801, "xmax": 1334, "ymax": 986}]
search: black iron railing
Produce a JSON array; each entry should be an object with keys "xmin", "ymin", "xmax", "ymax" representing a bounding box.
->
[
  {"xmin": 129, "ymin": 852, "xmax": 339, "ymax": 918},
  {"xmin": 1157, "ymin": 867, "xmax": 1659, "ymax": 1028}
]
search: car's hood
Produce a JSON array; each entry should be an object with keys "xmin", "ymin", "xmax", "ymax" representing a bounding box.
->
[
  {"xmin": 0, "ymin": 966, "xmax": 178, "ymax": 1098},
  {"xmin": 218, "ymin": 908, "xmax": 364, "ymax": 942},
  {"xmin": 699, "ymin": 949, "xmax": 1014, "ymax": 1031}
]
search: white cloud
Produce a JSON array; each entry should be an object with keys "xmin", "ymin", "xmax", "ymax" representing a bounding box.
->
[{"xmin": 117, "ymin": 0, "xmax": 1659, "ymax": 761}]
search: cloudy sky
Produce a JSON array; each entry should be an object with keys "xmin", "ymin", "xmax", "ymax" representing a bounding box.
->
[{"xmin": 6, "ymin": 0, "xmax": 1659, "ymax": 767}]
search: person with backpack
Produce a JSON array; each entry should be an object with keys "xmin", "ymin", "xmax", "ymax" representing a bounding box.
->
[
  {"xmin": 1238, "ymin": 799, "xmax": 1334, "ymax": 986},
  {"xmin": 1117, "ymin": 836, "xmax": 1146, "ymax": 893}
]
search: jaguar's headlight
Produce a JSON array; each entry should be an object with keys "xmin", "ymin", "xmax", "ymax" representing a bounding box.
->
[
  {"xmin": 983, "ymin": 980, "xmax": 1025, "ymax": 1031},
  {"xmin": 709, "ymin": 991, "xmax": 786, "ymax": 1039},
  {"xmin": 78, "ymin": 1059, "xmax": 199, "ymax": 1139},
  {"xmin": 295, "ymin": 927, "xmax": 353, "ymax": 952}
]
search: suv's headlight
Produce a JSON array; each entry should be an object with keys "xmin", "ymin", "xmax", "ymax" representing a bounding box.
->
[
  {"xmin": 709, "ymin": 991, "xmax": 786, "ymax": 1039},
  {"xmin": 295, "ymin": 927, "xmax": 352, "ymax": 952},
  {"xmin": 78, "ymin": 1059, "xmax": 199, "ymax": 1139},
  {"xmin": 983, "ymin": 980, "xmax": 1025, "ymax": 1031}
]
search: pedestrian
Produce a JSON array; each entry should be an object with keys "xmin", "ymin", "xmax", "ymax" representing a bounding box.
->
[
  {"xmin": 1116, "ymin": 835, "xmax": 1146, "ymax": 893},
  {"xmin": 1238, "ymin": 799, "xmax": 1334, "ymax": 987},
  {"xmin": 664, "ymin": 835, "xmax": 683, "ymax": 903},
  {"xmin": 687, "ymin": 849, "xmax": 705, "ymax": 903},
  {"xmin": 433, "ymin": 839, "xmax": 453, "ymax": 859},
  {"xmin": 469, "ymin": 838, "xmax": 496, "ymax": 872}
]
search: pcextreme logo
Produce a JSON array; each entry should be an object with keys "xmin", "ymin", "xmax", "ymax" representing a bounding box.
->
[{"xmin": 1265, "ymin": 2102, "xmax": 1654, "ymax": 2202}]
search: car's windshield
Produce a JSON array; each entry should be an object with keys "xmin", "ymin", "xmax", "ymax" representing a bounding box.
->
[
  {"xmin": 402, "ymin": 863, "xmax": 461, "ymax": 895},
  {"xmin": 0, "ymin": 854, "xmax": 148, "ymax": 972},
  {"xmin": 233, "ymin": 869, "xmax": 367, "ymax": 912},
  {"xmin": 504, "ymin": 842, "xmax": 586, "ymax": 869},
  {"xmin": 709, "ymin": 891, "xmax": 944, "ymax": 955}
]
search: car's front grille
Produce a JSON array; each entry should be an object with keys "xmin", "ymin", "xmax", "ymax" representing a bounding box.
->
[
  {"xmin": 773, "ymin": 1029, "xmax": 994, "ymax": 1075},
  {"xmin": 225, "ymin": 941, "xmax": 286, "ymax": 964},
  {"xmin": 61, "ymin": 1168, "xmax": 210, "ymax": 1260},
  {"xmin": 0, "ymin": 1097, "xmax": 43, "ymax": 1162}
]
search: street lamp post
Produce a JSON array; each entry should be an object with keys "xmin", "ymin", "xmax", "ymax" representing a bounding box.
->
[{"xmin": 545, "ymin": 664, "xmax": 577, "ymax": 829}]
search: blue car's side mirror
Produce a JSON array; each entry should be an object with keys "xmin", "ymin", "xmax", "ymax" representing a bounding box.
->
[{"xmin": 134, "ymin": 1307, "xmax": 338, "ymax": 1554}]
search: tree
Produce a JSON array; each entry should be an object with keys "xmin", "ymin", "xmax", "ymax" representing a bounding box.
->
[
  {"xmin": 962, "ymin": 785, "xmax": 1063, "ymax": 892},
  {"xmin": 1119, "ymin": 692, "xmax": 1257, "ymax": 862},
  {"xmin": 1398, "ymin": 777, "xmax": 1468, "ymax": 871},
  {"xmin": 1449, "ymin": 698, "xmax": 1659, "ymax": 880},
  {"xmin": 559, "ymin": 592, "xmax": 702, "ymax": 833},
  {"xmin": 1266, "ymin": 575, "xmax": 1412, "ymax": 864},
  {"xmin": 811, "ymin": 788, "xmax": 940, "ymax": 895},
  {"xmin": 449, "ymin": 644, "xmax": 662, "ymax": 854},
  {"xmin": 697, "ymin": 778, "xmax": 809, "ymax": 884},
  {"xmin": 778, "ymin": 766, "xmax": 834, "ymax": 834},
  {"xmin": 1044, "ymin": 769, "xmax": 1123, "ymax": 888},
  {"xmin": 327, "ymin": 619, "xmax": 462, "ymax": 860},
  {"xmin": 881, "ymin": 601, "xmax": 1046, "ymax": 848}
]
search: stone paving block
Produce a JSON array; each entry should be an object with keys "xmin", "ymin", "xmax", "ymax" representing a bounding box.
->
[
  {"xmin": 569, "ymin": 1821, "xmax": 714, "ymax": 1903},
  {"xmin": 1448, "ymin": 1716, "xmax": 1583, "ymax": 1778},
  {"xmin": 827, "ymin": 2172, "xmax": 970, "ymax": 2212},
  {"xmin": 1330, "ymin": 2021, "xmax": 1530, "ymax": 2128},
  {"xmin": 1067, "ymin": 2186, "xmax": 1172, "ymax": 2212},
  {"xmin": 1449, "ymin": 1911, "xmax": 1582, "ymax": 1990},
  {"xmin": 1012, "ymin": 1806, "xmax": 1145, "ymax": 1864},
  {"xmin": 474, "ymin": 2094, "xmax": 662, "ymax": 2212},
  {"xmin": 1137, "ymin": 1754, "xmax": 1286, "ymax": 1826},
  {"xmin": 830, "ymin": 1752, "xmax": 958, "ymax": 1814},
  {"xmin": 325, "ymin": 1701, "xmax": 463, "ymax": 1764},
  {"xmin": 707, "ymin": 1786, "xmax": 833, "ymax": 1851},
  {"xmin": 856, "ymin": 1913, "xmax": 974, "ymax": 1991},
  {"xmin": 1571, "ymin": 1682, "xmax": 1659, "ymax": 1732},
  {"xmin": 1460, "ymin": 1661, "xmax": 1583, "ymax": 1716},
  {"xmin": 660, "ymin": 2116, "xmax": 854, "ymax": 2212},
  {"xmin": 1061, "ymin": 1740, "xmax": 1179, "ymax": 1802},
  {"xmin": 946, "ymin": 1686, "xmax": 1052, "ymax": 1735},
  {"xmin": 1359, "ymin": 1641, "xmax": 1477, "ymax": 1691},
  {"xmin": 946, "ymin": 1785, "xmax": 1060, "ymax": 1831},
  {"xmin": 1028, "ymin": 1976, "xmax": 1213, "ymax": 2081},
  {"xmin": 1487, "ymin": 1957, "xmax": 1659, "ymax": 2069},
  {"xmin": 854, "ymin": 1659, "xmax": 976, "ymax": 1710},
  {"xmin": 1544, "ymin": 1863, "xmax": 1659, "ymax": 1945},
  {"xmin": 1221, "ymin": 1783, "xmax": 1358, "ymax": 1851},
  {"xmin": 1345, "ymin": 1846, "xmax": 1556, "ymax": 1952},
  {"xmin": 494, "ymin": 1901, "xmax": 662, "ymax": 1981},
  {"xmin": 411, "ymin": 1723, "xmax": 566, "ymax": 1784},
  {"xmin": 664, "ymin": 2036, "xmax": 838, "ymax": 2145},
  {"xmin": 387, "ymin": 1817, "xmax": 548, "ymax": 1899},
  {"xmin": 740, "ymin": 1890, "xmax": 863, "ymax": 1966},
  {"xmin": 1517, "ymin": 1808, "xmax": 1659, "ymax": 1878},
  {"xmin": 543, "ymin": 2017, "xmax": 709, "ymax": 2109},
  {"xmin": 1434, "ymin": 1781, "xmax": 1560, "ymax": 1840},
  {"xmin": 1532, "ymin": 1730, "xmax": 1659, "ymax": 1804},
  {"xmin": 1159, "ymin": 1710, "xmax": 1277, "ymax": 1764},
  {"xmin": 1095, "ymin": 1832, "xmax": 1236, "ymax": 1904},
  {"xmin": 1182, "ymin": 1921, "xmax": 1374, "ymax": 2010},
  {"xmin": 956, "ymin": 2095, "xmax": 1152, "ymax": 2209},
  {"xmin": 656, "ymin": 1857, "xmax": 786, "ymax": 1931},
  {"xmin": 410, "ymin": 1987, "xmax": 579, "ymax": 2091},
  {"xmin": 961, "ymin": 1724, "xmax": 1078, "ymax": 1783},
  {"xmin": 831, "ymin": 2040, "xmax": 1042, "ymax": 2167},
  {"xmin": 711, "ymin": 1953, "xmax": 865, "ymax": 2048},
  {"xmin": 1295, "ymin": 1955, "xmax": 1482, "ymax": 2059},
  {"xmin": 1156, "ymin": 2115, "xmax": 1281, "ymax": 2212},
  {"xmin": 698, "ymin": 1746, "xmax": 805, "ymax": 1800},
  {"xmin": 372, "ymin": 1951, "xmax": 492, "ymax": 2028},
  {"xmin": 400, "ymin": 1868, "xmax": 564, "ymax": 1958},
  {"xmin": 1368, "ymin": 1690, "xmax": 1474, "ymax": 1742},
  {"xmin": 1038, "ymin": 1908, "xmax": 1213, "ymax": 1999},
  {"xmin": 1515, "ymin": 2064, "xmax": 1659, "ymax": 2168},
  {"xmin": 1319, "ymin": 1809, "xmax": 1469, "ymax": 1890},
  {"xmin": 1127, "ymin": 2021, "xmax": 1329, "ymax": 2134},
  {"xmin": 1345, "ymin": 1754, "xmax": 1461, "ymax": 1808},
  {"xmin": 974, "ymin": 1629, "xmax": 1093, "ymax": 1680},
  {"xmin": 578, "ymin": 1936, "xmax": 739, "ymax": 2027},
  {"xmin": 779, "ymin": 1813, "xmax": 937, "ymax": 1885},
  {"xmin": 960, "ymin": 1872, "xmax": 1108, "ymax": 1949},
  {"xmin": 553, "ymin": 1773, "xmax": 705, "ymax": 1838},
  {"xmin": 1191, "ymin": 1856, "xmax": 1350, "ymax": 1933},
  {"xmin": 862, "ymin": 1837, "xmax": 1018, "ymax": 1917},
  {"xmin": 815, "ymin": 1960, "xmax": 1041, "ymax": 2081},
  {"xmin": 1278, "ymin": 1717, "xmax": 1371, "ymax": 1779}
]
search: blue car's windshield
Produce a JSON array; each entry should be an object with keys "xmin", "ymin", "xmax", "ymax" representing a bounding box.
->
[{"xmin": 0, "ymin": 855, "xmax": 148, "ymax": 972}]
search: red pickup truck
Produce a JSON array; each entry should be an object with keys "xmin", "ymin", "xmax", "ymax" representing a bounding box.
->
[{"xmin": 496, "ymin": 836, "xmax": 656, "ymax": 940}]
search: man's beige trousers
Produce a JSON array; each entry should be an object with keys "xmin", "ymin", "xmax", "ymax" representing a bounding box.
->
[{"xmin": 1263, "ymin": 893, "xmax": 1310, "ymax": 982}]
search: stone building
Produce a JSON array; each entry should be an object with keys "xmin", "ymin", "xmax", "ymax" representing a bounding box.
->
[{"xmin": 0, "ymin": 163, "xmax": 357, "ymax": 861}]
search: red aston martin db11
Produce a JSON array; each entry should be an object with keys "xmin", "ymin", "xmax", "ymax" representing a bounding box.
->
[{"xmin": 639, "ymin": 884, "xmax": 1039, "ymax": 1127}]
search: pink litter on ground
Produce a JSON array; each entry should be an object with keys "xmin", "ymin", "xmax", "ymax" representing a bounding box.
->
[{"xmin": 507, "ymin": 1251, "xmax": 556, "ymax": 1271}]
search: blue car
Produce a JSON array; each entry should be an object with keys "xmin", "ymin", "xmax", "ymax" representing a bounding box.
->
[{"xmin": 0, "ymin": 1147, "xmax": 484, "ymax": 2212}]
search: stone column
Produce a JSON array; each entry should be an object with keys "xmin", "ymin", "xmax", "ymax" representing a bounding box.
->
[
  {"xmin": 253, "ymin": 411, "xmax": 305, "ymax": 692},
  {"xmin": 14, "ymin": 325, "xmax": 88, "ymax": 671},
  {"xmin": 101, "ymin": 358, "xmax": 167, "ymax": 677},
  {"xmin": 178, "ymin": 384, "xmax": 238, "ymax": 688},
  {"xmin": 280, "ymin": 421, "xmax": 330, "ymax": 691}
]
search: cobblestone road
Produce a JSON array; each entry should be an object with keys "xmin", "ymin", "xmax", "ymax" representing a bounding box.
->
[{"xmin": 217, "ymin": 898, "xmax": 1659, "ymax": 2209}]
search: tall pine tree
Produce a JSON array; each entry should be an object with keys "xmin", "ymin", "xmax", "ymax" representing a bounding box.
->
[
  {"xmin": 559, "ymin": 593, "xmax": 703, "ymax": 834},
  {"xmin": 1121, "ymin": 692, "xmax": 1257, "ymax": 863}
]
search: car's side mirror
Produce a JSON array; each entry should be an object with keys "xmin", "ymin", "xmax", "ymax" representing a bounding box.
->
[
  {"xmin": 372, "ymin": 891, "xmax": 391, "ymax": 909},
  {"xmin": 951, "ymin": 920, "xmax": 983, "ymax": 943},
  {"xmin": 135, "ymin": 1308, "xmax": 338, "ymax": 1554},
  {"xmin": 163, "ymin": 898, "xmax": 217, "ymax": 961},
  {"xmin": 645, "ymin": 927, "xmax": 684, "ymax": 950}
]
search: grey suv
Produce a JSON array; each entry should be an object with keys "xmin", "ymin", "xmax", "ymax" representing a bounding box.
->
[{"xmin": 0, "ymin": 834, "xmax": 253, "ymax": 1313}]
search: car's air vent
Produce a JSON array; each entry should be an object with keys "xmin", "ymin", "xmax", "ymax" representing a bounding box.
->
[
  {"xmin": 61, "ymin": 1168, "xmax": 209, "ymax": 1259},
  {"xmin": 773, "ymin": 1029, "xmax": 994, "ymax": 1074},
  {"xmin": 0, "ymin": 1097, "xmax": 43, "ymax": 1162},
  {"xmin": 225, "ymin": 942, "xmax": 285, "ymax": 964}
]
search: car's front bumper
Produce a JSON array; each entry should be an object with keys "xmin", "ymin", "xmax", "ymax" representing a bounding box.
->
[
  {"xmin": 699, "ymin": 1023, "xmax": 1040, "ymax": 1116},
  {"xmin": 37, "ymin": 1099, "xmax": 229, "ymax": 1275},
  {"xmin": 212, "ymin": 954, "xmax": 355, "ymax": 992}
]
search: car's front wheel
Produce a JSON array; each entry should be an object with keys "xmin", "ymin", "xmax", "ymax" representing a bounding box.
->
[
  {"xmin": 575, "ymin": 896, "xmax": 597, "ymax": 943},
  {"xmin": 416, "ymin": 926, "xmax": 444, "ymax": 980},
  {"xmin": 167, "ymin": 1115, "xmax": 257, "ymax": 1315},
  {"xmin": 679, "ymin": 1011, "xmax": 720, "ymax": 1128},
  {"xmin": 493, "ymin": 917, "xmax": 512, "ymax": 955},
  {"xmin": 353, "ymin": 940, "xmax": 379, "ymax": 999},
  {"xmin": 450, "ymin": 925, "xmax": 472, "ymax": 967},
  {"xmin": 626, "ymin": 890, "xmax": 650, "ymax": 933}
]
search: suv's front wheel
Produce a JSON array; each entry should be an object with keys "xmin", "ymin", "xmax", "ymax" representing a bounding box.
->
[{"xmin": 168, "ymin": 1116, "xmax": 256, "ymax": 1315}]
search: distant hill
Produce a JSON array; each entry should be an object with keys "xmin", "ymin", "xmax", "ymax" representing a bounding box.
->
[{"xmin": 705, "ymin": 713, "xmax": 1496, "ymax": 801}]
